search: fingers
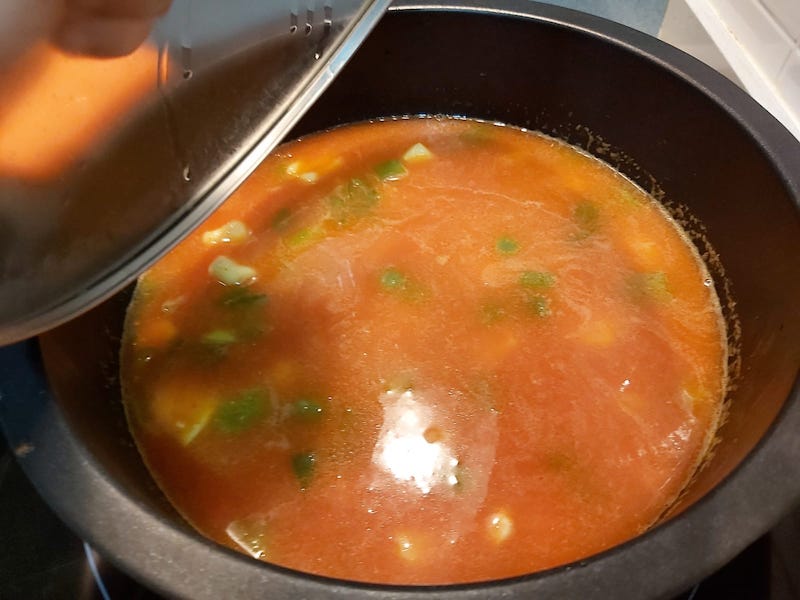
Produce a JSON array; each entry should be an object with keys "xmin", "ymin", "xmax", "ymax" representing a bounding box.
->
[
  {"xmin": 53, "ymin": 0, "xmax": 171, "ymax": 58},
  {"xmin": 68, "ymin": 0, "xmax": 171, "ymax": 19}
]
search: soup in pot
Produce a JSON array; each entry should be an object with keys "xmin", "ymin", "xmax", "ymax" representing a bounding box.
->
[{"xmin": 121, "ymin": 117, "xmax": 726, "ymax": 584}]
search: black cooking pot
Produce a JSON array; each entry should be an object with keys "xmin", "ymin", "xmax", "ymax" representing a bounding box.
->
[{"xmin": 1, "ymin": 2, "xmax": 799, "ymax": 598}]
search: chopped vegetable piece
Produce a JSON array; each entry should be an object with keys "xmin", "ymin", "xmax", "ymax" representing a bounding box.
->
[
  {"xmin": 299, "ymin": 172, "xmax": 318, "ymax": 184},
  {"xmin": 629, "ymin": 271, "xmax": 672, "ymax": 302},
  {"xmin": 226, "ymin": 517, "xmax": 269, "ymax": 559},
  {"xmin": 202, "ymin": 329, "xmax": 237, "ymax": 345},
  {"xmin": 150, "ymin": 379, "xmax": 217, "ymax": 445},
  {"xmin": 519, "ymin": 271, "xmax": 555, "ymax": 289},
  {"xmin": 213, "ymin": 389, "xmax": 269, "ymax": 433},
  {"xmin": 380, "ymin": 267, "xmax": 409, "ymax": 291},
  {"xmin": 329, "ymin": 178, "xmax": 379, "ymax": 225},
  {"xmin": 292, "ymin": 398, "xmax": 325, "ymax": 421},
  {"xmin": 202, "ymin": 220, "xmax": 251, "ymax": 246},
  {"xmin": 219, "ymin": 287, "xmax": 268, "ymax": 308},
  {"xmin": 374, "ymin": 159, "xmax": 408, "ymax": 181},
  {"xmin": 402, "ymin": 142, "xmax": 434, "ymax": 163},
  {"xmin": 292, "ymin": 452, "xmax": 316, "ymax": 487},
  {"xmin": 496, "ymin": 236, "xmax": 520, "ymax": 255},
  {"xmin": 271, "ymin": 207, "xmax": 292, "ymax": 230},
  {"xmin": 479, "ymin": 302, "xmax": 507, "ymax": 324},
  {"xmin": 487, "ymin": 511, "xmax": 514, "ymax": 543},
  {"xmin": 285, "ymin": 225, "xmax": 326, "ymax": 249},
  {"xmin": 209, "ymin": 256, "xmax": 257, "ymax": 286},
  {"xmin": 525, "ymin": 294, "xmax": 551, "ymax": 317},
  {"xmin": 573, "ymin": 201, "xmax": 600, "ymax": 238}
]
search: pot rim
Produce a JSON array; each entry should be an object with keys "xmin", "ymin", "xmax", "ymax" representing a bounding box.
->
[{"xmin": 2, "ymin": 2, "xmax": 799, "ymax": 599}]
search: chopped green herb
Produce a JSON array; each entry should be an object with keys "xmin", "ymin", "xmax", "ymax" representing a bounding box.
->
[
  {"xmin": 525, "ymin": 294, "xmax": 551, "ymax": 318},
  {"xmin": 292, "ymin": 452, "xmax": 316, "ymax": 487},
  {"xmin": 329, "ymin": 177, "xmax": 379, "ymax": 225},
  {"xmin": 219, "ymin": 287, "xmax": 268, "ymax": 308},
  {"xmin": 202, "ymin": 220, "xmax": 250, "ymax": 246},
  {"xmin": 573, "ymin": 201, "xmax": 600, "ymax": 238},
  {"xmin": 213, "ymin": 389, "xmax": 269, "ymax": 433},
  {"xmin": 380, "ymin": 267, "xmax": 409, "ymax": 291},
  {"xmin": 271, "ymin": 207, "xmax": 292, "ymax": 230},
  {"xmin": 519, "ymin": 271, "xmax": 556, "ymax": 289},
  {"xmin": 628, "ymin": 271, "xmax": 672, "ymax": 302},
  {"xmin": 202, "ymin": 329, "xmax": 237, "ymax": 345},
  {"xmin": 286, "ymin": 225, "xmax": 325, "ymax": 248},
  {"xmin": 496, "ymin": 236, "xmax": 520, "ymax": 255},
  {"xmin": 291, "ymin": 398, "xmax": 324, "ymax": 421},
  {"xmin": 480, "ymin": 302, "xmax": 507, "ymax": 324},
  {"xmin": 374, "ymin": 159, "xmax": 408, "ymax": 181}
]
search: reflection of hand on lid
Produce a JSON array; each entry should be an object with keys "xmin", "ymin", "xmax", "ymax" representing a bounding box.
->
[
  {"xmin": 0, "ymin": 0, "xmax": 171, "ymax": 68},
  {"xmin": 54, "ymin": 0, "xmax": 173, "ymax": 57}
]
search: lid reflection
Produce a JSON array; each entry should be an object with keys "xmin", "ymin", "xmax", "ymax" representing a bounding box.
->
[{"xmin": 372, "ymin": 389, "xmax": 458, "ymax": 494}]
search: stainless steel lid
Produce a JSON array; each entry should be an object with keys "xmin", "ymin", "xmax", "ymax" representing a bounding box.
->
[{"xmin": 0, "ymin": 0, "xmax": 389, "ymax": 345}]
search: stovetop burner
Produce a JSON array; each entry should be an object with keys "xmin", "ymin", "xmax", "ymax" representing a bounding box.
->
[{"xmin": 1, "ymin": 432, "xmax": 797, "ymax": 599}]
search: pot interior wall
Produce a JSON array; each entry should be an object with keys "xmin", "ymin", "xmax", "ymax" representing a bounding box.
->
[{"xmin": 37, "ymin": 4, "xmax": 800, "ymax": 586}]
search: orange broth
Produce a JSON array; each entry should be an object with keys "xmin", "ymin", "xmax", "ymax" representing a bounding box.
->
[{"xmin": 121, "ymin": 117, "xmax": 726, "ymax": 584}]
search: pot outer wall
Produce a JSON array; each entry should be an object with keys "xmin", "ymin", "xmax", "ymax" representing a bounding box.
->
[{"xmin": 1, "ymin": 2, "xmax": 799, "ymax": 599}]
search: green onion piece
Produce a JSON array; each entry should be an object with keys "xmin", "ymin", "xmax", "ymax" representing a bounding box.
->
[
  {"xmin": 272, "ymin": 207, "xmax": 292, "ymax": 230},
  {"xmin": 402, "ymin": 142, "xmax": 434, "ymax": 163},
  {"xmin": 209, "ymin": 256, "xmax": 257, "ymax": 286},
  {"xmin": 480, "ymin": 302, "xmax": 507, "ymax": 324},
  {"xmin": 202, "ymin": 329, "xmax": 237, "ymax": 345},
  {"xmin": 220, "ymin": 288, "xmax": 268, "ymax": 308},
  {"xmin": 525, "ymin": 294, "xmax": 551, "ymax": 318},
  {"xmin": 629, "ymin": 272, "xmax": 671, "ymax": 302},
  {"xmin": 292, "ymin": 452, "xmax": 316, "ymax": 487},
  {"xmin": 329, "ymin": 177, "xmax": 380, "ymax": 225},
  {"xmin": 374, "ymin": 159, "xmax": 408, "ymax": 181},
  {"xmin": 519, "ymin": 271, "xmax": 556, "ymax": 289},
  {"xmin": 292, "ymin": 398, "xmax": 325, "ymax": 421},
  {"xmin": 496, "ymin": 236, "xmax": 520, "ymax": 255},
  {"xmin": 573, "ymin": 201, "xmax": 600, "ymax": 237},
  {"xmin": 286, "ymin": 225, "xmax": 325, "ymax": 249},
  {"xmin": 214, "ymin": 389, "xmax": 269, "ymax": 433},
  {"xmin": 380, "ymin": 267, "xmax": 408, "ymax": 291}
]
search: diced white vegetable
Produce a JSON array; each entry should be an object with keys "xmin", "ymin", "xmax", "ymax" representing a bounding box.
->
[
  {"xmin": 202, "ymin": 220, "xmax": 251, "ymax": 246},
  {"xmin": 150, "ymin": 380, "xmax": 217, "ymax": 446},
  {"xmin": 209, "ymin": 256, "xmax": 257, "ymax": 286},
  {"xmin": 285, "ymin": 160, "xmax": 320, "ymax": 185},
  {"xmin": 299, "ymin": 172, "xmax": 319, "ymax": 184},
  {"xmin": 402, "ymin": 142, "xmax": 434, "ymax": 163},
  {"xmin": 487, "ymin": 510, "xmax": 513, "ymax": 543}
]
